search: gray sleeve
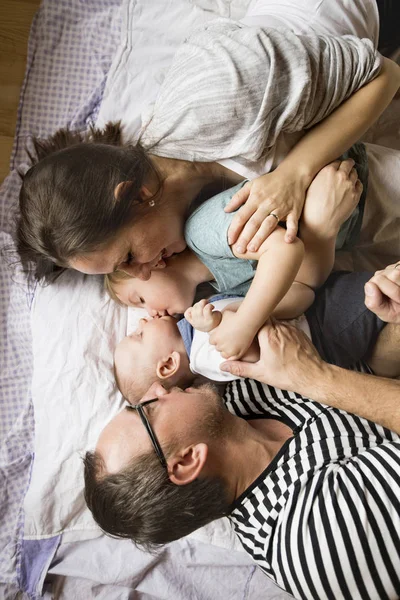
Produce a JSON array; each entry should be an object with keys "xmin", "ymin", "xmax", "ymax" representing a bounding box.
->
[
  {"xmin": 184, "ymin": 186, "xmax": 256, "ymax": 295},
  {"xmin": 142, "ymin": 19, "xmax": 382, "ymax": 162}
]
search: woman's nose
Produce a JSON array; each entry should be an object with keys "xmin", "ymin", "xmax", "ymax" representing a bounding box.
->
[{"xmin": 121, "ymin": 263, "xmax": 152, "ymax": 281}]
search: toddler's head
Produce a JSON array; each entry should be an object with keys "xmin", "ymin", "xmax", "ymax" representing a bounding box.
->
[
  {"xmin": 114, "ymin": 315, "xmax": 192, "ymax": 403},
  {"xmin": 105, "ymin": 252, "xmax": 198, "ymax": 317}
]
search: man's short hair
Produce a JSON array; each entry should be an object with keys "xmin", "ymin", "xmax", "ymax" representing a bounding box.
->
[{"xmin": 83, "ymin": 448, "xmax": 230, "ymax": 549}]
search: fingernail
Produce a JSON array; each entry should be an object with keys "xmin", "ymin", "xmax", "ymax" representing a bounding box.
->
[
  {"xmin": 235, "ymin": 245, "xmax": 244, "ymax": 253},
  {"xmin": 220, "ymin": 364, "xmax": 229, "ymax": 371},
  {"xmin": 364, "ymin": 283, "xmax": 374, "ymax": 296},
  {"xmin": 248, "ymin": 244, "xmax": 256, "ymax": 252}
]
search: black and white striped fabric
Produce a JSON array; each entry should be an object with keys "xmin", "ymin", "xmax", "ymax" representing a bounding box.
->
[{"xmin": 224, "ymin": 374, "xmax": 400, "ymax": 600}]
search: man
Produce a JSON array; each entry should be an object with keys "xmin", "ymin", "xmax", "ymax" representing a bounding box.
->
[{"xmin": 84, "ymin": 263, "xmax": 400, "ymax": 600}]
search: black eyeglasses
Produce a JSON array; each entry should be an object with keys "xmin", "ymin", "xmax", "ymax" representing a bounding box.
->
[{"xmin": 126, "ymin": 398, "xmax": 167, "ymax": 468}]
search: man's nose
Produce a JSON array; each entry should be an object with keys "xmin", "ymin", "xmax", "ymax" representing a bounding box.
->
[{"xmin": 142, "ymin": 382, "xmax": 167, "ymax": 401}]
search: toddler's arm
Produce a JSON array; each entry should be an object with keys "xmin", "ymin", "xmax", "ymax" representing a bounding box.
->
[
  {"xmin": 296, "ymin": 159, "xmax": 362, "ymax": 289},
  {"xmin": 209, "ymin": 226, "xmax": 306, "ymax": 359}
]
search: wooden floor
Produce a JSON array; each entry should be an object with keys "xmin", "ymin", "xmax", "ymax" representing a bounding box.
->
[{"xmin": 0, "ymin": 0, "xmax": 41, "ymax": 184}]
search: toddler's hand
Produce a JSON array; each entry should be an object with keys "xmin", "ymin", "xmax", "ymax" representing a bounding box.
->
[
  {"xmin": 184, "ymin": 299, "xmax": 222, "ymax": 332},
  {"xmin": 302, "ymin": 159, "xmax": 362, "ymax": 238},
  {"xmin": 209, "ymin": 313, "xmax": 255, "ymax": 360}
]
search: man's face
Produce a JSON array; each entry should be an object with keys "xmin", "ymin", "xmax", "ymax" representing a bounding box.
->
[{"xmin": 97, "ymin": 382, "xmax": 225, "ymax": 475}]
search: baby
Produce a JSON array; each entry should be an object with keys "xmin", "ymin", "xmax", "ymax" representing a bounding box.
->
[{"xmin": 113, "ymin": 294, "xmax": 264, "ymax": 403}]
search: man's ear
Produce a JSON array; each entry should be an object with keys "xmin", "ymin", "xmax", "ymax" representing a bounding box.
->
[
  {"xmin": 168, "ymin": 443, "xmax": 208, "ymax": 486},
  {"xmin": 114, "ymin": 181, "xmax": 153, "ymax": 202},
  {"xmin": 156, "ymin": 351, "xmax": 181, "ymax": 381}
]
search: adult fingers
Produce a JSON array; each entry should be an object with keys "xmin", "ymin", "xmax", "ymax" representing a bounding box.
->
[
  {"xmin": 284, "ymin": 213, "xmax": 299, "ymax": 243},
  {"xmin": 224, "ymin": 181, "xmax": 252, "ymax": 214},
  {"xmin": 364, "ymin": 281, "xmax": 386, "ymax": 315},
  {"xmin": 355, "ymin": 179, "xmax": 363, "ymax": 196},
  {"xmin": 338, "ymin": 158, "xmax": 355, "ymax": 175},
  {"xmin": 231, "ymin": 206, "xmax": 277, "ymax": 253},
  {"xmin": 227, "ymin": 201, "xmax": 256, "ymax": 246},
  {"xmin": 349, "ymin": 167, "xmax": 359, "ymax": 184},
  {"xmin": 368, "ymin": 268, "xmax": 400, "ymax": 302},
  {"xmin": 220, "ymin": 358, "xmax": 259, "ymax": 379}
]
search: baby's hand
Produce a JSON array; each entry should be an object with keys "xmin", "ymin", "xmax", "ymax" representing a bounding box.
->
[
  {"xmin": 184, "ymin": 299, "xmax": 222, "ymax": 332},
  {"xmin": 209, "ymin": 312, "xmax": 256, "ymax": 360}
]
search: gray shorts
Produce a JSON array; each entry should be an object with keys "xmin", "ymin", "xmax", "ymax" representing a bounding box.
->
[{"xmin": 306, "ymin": 271, "xmax": 386, "ymax": 368}]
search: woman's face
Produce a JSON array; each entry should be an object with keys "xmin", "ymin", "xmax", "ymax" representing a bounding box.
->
[{"xmin": 70, "ymin": 208, "xmax": 186, "ymax": 281}]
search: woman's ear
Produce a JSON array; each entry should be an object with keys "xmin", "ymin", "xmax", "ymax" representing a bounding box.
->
[
  {"xmin": 114, "ymin": 181, "xmax": 153, "ymax": 203},
  {"xmin": 114, "ymin": 180, "xmax": 133, "ymax": 201},
  {"xmin": 156, "ymin": 351, "xmax": 181, "ymax": 381},
  {"xmin": 168, "ymin": 443, "xmax": 208, "ymax": 486}
]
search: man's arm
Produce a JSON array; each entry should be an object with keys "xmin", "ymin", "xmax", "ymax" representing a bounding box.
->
[
  {"xmin": 221, "ymin": 320, "xmax": 400, "ymax": 434},
  {"xmin": 220, "ymin": 261, "xmax": 400, "ymax": 432}
]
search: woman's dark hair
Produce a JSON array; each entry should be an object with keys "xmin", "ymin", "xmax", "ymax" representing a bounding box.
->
[
  {"xmin": 83, "ymin": 449, "xmax": 230, "ymax": 550},
  {"xmin": 17, "ymin": 122, "xmax": 162, "ymax": 282}
]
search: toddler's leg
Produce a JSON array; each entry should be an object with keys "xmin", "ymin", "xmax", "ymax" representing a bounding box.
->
[
  {"xmin": 366, "ymin": 324, "xmax": 400, "ymax": 378},
  {"xmin": 305, "ymin": 270, "xmax": 387, "ymax": 369}
]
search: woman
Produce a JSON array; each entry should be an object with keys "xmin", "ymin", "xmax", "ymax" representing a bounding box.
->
[{"xmin": 17, "ymin": 18, "xmax": 400, "ymax": 282}]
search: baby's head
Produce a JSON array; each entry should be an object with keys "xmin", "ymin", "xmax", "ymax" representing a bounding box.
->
[
  {"xmin": 105, "ymin": 251, "xmax": 198, "ymax": 317},
  {"xmin": 114, "ymin": 316, "xmax": 193, "ymax": 403}
]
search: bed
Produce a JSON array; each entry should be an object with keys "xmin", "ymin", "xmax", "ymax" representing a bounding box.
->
[{"xmin": 1, "ymin": 1, "xmax": 399, "ymax": 598}]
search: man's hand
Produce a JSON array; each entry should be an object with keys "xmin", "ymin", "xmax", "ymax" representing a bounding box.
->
[
  {"xmin": 225, "ymin": 167, "xmax": 309, "ymax": 252},
  {"xmin": 365, "ymin": 262, "xmax": 400, "ymax": 324},
  {"xmin": 220, "ymin": 318, "xmax": 327, "ymax": 393},
  {"xmin": 184, "ymin": 299, "xmax": 222, "ymax": 332}
]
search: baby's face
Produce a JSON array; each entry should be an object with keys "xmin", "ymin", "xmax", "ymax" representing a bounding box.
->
[
  {"xmin": 113, "ymin": 269, "xmax": 195, "ymax": 316},
  {"xmin": 114, "ymin": 316, "xmax": 183, "ymax": 389}
]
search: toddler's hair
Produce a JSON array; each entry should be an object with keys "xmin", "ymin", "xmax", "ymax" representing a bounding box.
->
[{"xmin": 104, "ymin": 271, "xmax": 133, "ymax": 306}]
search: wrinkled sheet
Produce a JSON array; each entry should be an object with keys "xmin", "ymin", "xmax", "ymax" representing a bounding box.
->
[{"xmin": 0, "ymin": 0, "xmax": 122, "ymax": 598}]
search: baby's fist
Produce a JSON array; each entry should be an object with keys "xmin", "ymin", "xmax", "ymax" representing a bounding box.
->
[{"xmin": 184, "ymin": 299, "xmax": 221, "ymax": 332}]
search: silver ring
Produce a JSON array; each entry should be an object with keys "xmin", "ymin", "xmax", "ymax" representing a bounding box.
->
[{"xmin": 269, "ymin": 212, "xmax": 279, "ymax": 222}]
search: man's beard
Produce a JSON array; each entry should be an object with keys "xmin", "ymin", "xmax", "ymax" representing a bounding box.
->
[{"xmin": 190, "ymin": 381, "xmax": 229, "ymax": 441}]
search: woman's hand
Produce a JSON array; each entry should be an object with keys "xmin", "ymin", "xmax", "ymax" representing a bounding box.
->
[
  {"xmin": 301, "ymin": 159, "xmax": 362, "ymax": 238},
  {"xmin": 225, "ymin": 167, "xmax": 309, "ymax": 253},
  {"xmin": 365, "ymin": 262, "xmax": 400, "ymax": 324},
  {"xmin": 220, "ymin": 318, "xmax": 327, "ymax": 393}
]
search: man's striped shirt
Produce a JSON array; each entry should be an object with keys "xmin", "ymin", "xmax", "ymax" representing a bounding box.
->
[{"xmin": 224, "ymin": 375, "xmax": 400, "ymax": 600}]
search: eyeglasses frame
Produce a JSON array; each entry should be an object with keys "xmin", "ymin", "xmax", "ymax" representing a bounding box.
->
[{"xmin": 126, "ymin": 398, "xmax": 167, "ymax": 468}]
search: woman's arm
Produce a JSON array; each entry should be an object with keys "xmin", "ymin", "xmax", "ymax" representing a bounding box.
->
[{"xmin": 227, "ymin": 57, "xmax": 400, "ymax": 250}]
